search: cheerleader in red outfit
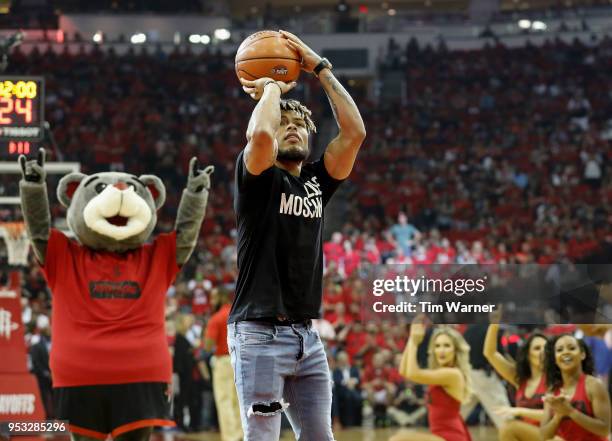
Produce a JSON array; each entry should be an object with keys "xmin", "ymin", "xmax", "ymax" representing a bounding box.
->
[
  {"xmin": 390, "ymin": 316, "xmax": 472, "ymax": 441},
  {"xmin": 541, "ymin": 334, "xmax": 611, "ymax": 441},
  {"xmin": 484, "ymin": 324, "xmax": 548, "ymax": 441}
]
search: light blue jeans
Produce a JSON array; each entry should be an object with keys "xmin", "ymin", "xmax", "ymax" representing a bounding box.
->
[{"xmin": 227, "ymin": 321, "xmax": 335, "ymax": 441}]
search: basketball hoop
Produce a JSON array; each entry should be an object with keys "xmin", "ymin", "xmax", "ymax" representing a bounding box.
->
[{"xmin": 0, "ymin": 222, "xmax": 30, "ymax": 266}]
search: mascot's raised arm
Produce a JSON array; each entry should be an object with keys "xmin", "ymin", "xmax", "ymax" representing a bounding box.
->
[{"xmin": 18, "ymin": 147, "xmax": 213, "ymax": 441}]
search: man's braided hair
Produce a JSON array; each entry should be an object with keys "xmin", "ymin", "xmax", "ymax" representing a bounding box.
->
[{"xmin": 280, "ymin": 99, "xmax": 317, "ymax": 133}]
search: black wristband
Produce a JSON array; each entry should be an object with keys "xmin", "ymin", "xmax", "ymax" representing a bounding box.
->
[
  {"xmin": 314, "ymin": 57, "xmax": 332, "ymax": 77},
  {"xmin": 263, "ymin": 80, "xmax": 282, "ymax": 93}
]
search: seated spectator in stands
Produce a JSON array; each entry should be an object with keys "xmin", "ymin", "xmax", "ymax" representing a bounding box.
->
[
  {"xmin": 30, "ymin": 317, "xmax": 53, "ymax": 418},
  {"xmin": 325, "ymin": 302, "xmax": 354, "ymax": 328},
  {"xmin": 363, "ymin": 235, "xmax": 382, "ymax": 264},
  {"xmin": 337, "ymin": 321, "xmax": 361, "ymax": 358},
  {"xmin": 173, "ymin": 314, "xmax": 201, "ymax": 432},
  {"xmin": 388, "ymin": 380, "xmax": 427, "ymax": 427},
  {"xmin": 324, "ymin": 232, "xmax": 344, "ymax": 265},
  {"xmin": 342, "ymin": 240, "xmax": 362, "ymax": 276},
  {"xmin": 332, "ymin": 351, "xmax": 363, "ymax": 428},
  {"xmin": 568, "ymin": 89, "xmax": 591, "ymax": 132},
  {"xmin": 362, "ymin": 352, "xmax": 398, "ymax": 427}
]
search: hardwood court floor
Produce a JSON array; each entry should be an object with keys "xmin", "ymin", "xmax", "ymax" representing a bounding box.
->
[{"xmin": 172, "ymin": 426, "xmax": 499, "ymax": 441}]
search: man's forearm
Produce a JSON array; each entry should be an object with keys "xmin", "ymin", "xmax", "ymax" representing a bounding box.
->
[
  {"xmin": 246, "ymin": 83, "xmax": 282, "ymax": 141},
  {"xmin": 319, "ymin": 69, "xmax": 365, "ymax": 140}
]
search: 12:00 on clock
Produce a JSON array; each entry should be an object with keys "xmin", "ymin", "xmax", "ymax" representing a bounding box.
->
[{"xmin": 0, "ymin": 79, "xmax": 39, "ymax": 99}]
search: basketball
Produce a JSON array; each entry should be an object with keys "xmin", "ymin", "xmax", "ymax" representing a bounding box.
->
[{"xmin": 235, "ymin": 30, "xmax": 301, "ymax": 82}]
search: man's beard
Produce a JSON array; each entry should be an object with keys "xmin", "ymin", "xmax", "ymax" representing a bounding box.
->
[{"xmin": 277, "ymin": 146, "xmax": 308, "ymax": 162}]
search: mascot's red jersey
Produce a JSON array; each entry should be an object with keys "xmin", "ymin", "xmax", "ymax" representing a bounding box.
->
[{"xmin": 42, "ymin": 229, "xmax": 179, "ymax": 387}]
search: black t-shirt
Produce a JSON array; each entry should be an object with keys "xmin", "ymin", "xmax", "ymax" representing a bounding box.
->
[{"xmin": 229, "ymin": 150, "xmax": 343, "ymax": 323}]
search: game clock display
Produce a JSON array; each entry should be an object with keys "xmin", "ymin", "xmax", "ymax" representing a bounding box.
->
[{"xmin": 0, "ymin": 76, "xmax": 45, "ymax": 155}]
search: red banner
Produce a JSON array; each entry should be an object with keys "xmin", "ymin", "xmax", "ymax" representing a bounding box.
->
[
  {"xmin": 0, "ymin": 273, "xmax": 46, "ymax": 423},
  {"xmin": 0, "ymin": 374, "xmax": 45, "ymax": 421},
  {"xmin": 0, "ymin": 287, "xmax": 28, "ymax": 374}
]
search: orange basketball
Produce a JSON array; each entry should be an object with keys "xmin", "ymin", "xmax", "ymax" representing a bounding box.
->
[{"xmin": 235, "ymin": 30, "xmax": 301, "ymax": 83}]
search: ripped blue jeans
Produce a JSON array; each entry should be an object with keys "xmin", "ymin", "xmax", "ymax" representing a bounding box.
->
[{"xmin": 227, "ymin": 321, "xmax": 335, "ymax": 441}]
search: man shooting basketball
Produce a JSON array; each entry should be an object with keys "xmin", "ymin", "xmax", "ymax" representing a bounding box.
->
[{"xmin": 230, "ymin": 30, "xmax": 366, "ymax": 440}]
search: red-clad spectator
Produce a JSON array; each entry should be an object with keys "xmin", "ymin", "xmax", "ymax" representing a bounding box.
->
[
  {"xmin": 324, "ymin": 232, "xmax": 344, "ymax": 265},
  {"xmin": 189, "ymin": 279, "xmax": 212, "ymax": 316},
  {"xmin": 325, "ymin": 303, "xmax": 355, "ymax": 327},
  {"xmin": 364, "ymin": 236, "xmax": 382, "ymax": 264},
  {"xmin": 344, "ymin": 322, "xmax": 368, "ymax": 362},
  {"xmin": 342, "ymin": 241, "xmax": 362, "ymax": 276},
  {"xmin": 322, "ymin": 278, "xmax": 346, "ymax": 315},
  {"xmin": 361, "ymin": 352, "xmax": 398, "ymax": 427}
]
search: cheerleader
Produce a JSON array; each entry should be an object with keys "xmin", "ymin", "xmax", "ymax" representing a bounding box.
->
[
  {"xmin": 541, "ymin": 334, "xmax": 611, "ymax": 441},
  {"xmin": 483, "ymin": 324, "xmax": 547, "ymax": 441},
  {"xmin": 390, "ymin": 317, "xmax": 472, "ymax": 441}
]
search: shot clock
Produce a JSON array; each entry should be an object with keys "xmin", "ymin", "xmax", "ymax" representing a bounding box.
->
[{"xmin": 0, "ymin": 76, "xmax": 45, "ymax": 156}]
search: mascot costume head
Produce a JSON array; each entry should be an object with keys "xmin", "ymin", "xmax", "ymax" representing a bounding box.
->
[{"xmin": 57, "ymin": 172, "xmax": 166, "ymax": 252}]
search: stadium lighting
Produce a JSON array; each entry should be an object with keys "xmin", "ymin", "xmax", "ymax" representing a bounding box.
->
[
  {"xmin": 93, "ymin": 31, "xmax": 103, "ymax": 43},
  {"xmin": 200, "ymin": 35, "xmax": 211, "ymax": 44},
  {"xmin": 188, "ymin": 34, "xmax": 201, "ymax": 44},
  {"xmin": 532, "ymin": 20, "xmax": 547, "ymax": 30},
  {"xmin": 518, "ymin": 19, "xmax": 531, "ymax": 29},
  {"xmin": 130, "ymin": 33, "xmax": 146, "ymax": 44},
  {"xmin": 214, "ymin": 28, "xmax": 231, "ymax": 40}
]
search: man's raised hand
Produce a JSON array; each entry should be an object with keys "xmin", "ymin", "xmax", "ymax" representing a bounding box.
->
[
  {"xmin": 279, "ymin": 30, "xmax": 322, "ymax": 73},
  {"xmin": 239, "ymin": 77, "xmax": 296, "ymax": 100}
]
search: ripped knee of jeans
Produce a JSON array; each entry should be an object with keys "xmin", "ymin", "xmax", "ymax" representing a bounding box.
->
[{"xmin": 247, "ymin": 398, "xmax": 290, "ymax": 417}]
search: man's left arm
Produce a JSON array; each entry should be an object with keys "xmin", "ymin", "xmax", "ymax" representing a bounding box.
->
[
  {"xmin": 280, "ymin": 31, "xmax": 366, "ymax": 180},
  {"xmin": 319, "ymin": 69, "xmax": 366, "ymax": 179}
]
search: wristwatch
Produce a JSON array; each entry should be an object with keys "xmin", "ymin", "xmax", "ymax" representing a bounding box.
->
[{"xmin": 314, "ymin": 57, "xmax": 333, "ymax": 76}]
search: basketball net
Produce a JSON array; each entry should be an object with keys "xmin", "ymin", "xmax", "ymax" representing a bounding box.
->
[{"xmin": 0, "ymin": 222, "xmax": 30, "ymax": 266}]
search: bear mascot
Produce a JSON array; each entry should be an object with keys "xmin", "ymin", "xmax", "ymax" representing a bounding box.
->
[{"xmin": 18, "ymin": 148, "xmax": 214, "ymax": 441}]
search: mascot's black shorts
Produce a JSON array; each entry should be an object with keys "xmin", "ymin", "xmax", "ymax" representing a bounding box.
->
[{"xmin": 54, "ymin": 382, "xmax": 175, "ymax": 439}]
